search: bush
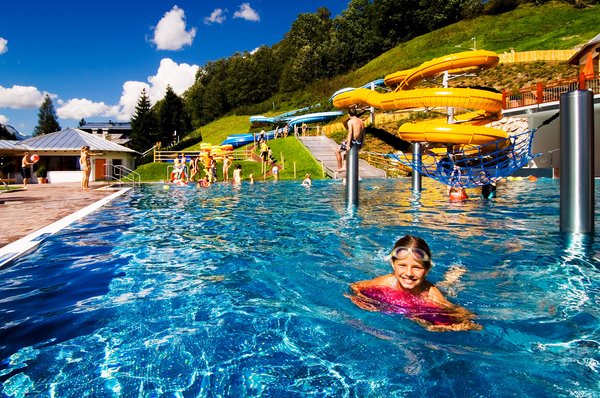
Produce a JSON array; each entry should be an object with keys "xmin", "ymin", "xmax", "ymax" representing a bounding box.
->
[{"xmin": 36, "ymin": 165, "xmax": 47, "ymax": 178}]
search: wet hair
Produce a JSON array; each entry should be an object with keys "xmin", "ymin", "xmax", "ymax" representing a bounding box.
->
[
  {"xmin": 348, "ymin": 108, "xmax": 358, "ymax": 117},
  {"xmin": 392, "ymin": 235, "xmax": 432, "ymax": 268}
]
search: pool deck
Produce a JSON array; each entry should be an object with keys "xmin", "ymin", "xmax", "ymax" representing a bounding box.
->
[{"xmin": 0, "ymin": 182, "xmax": 121, "ymax": 248}]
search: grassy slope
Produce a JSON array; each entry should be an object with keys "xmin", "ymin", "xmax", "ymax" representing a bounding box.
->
[
  {"xmin": 331, "ymin": 2, "xmax": 600, "ymax": 88},
  {"xmin": 136, "ymin": 137, "xmax": 323, "ymax": 183},
  {"xmin": 138, "ymin": 2, "xmax": 599, "ymax": 181}
]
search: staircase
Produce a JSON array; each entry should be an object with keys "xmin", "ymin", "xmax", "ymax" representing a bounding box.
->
[{"xmin": 298, "ymin": 136, "xmax": 387, "ymax": 179}]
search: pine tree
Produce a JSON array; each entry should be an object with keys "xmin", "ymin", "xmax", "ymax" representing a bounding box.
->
[
  {"xmin": 33, "ymin": 95, "xmax": 61, "ymax": 136},
  {"xmin": 157, "ymin": 85, "xmax": 191, "ymax": 145},
  {"xmin": 130, "ymin": 89, "xmax": 159, "ymax": 152}
]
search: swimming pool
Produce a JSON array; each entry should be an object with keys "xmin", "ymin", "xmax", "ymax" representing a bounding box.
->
[{"xmin": 1, "ymin": 179, "xmax": 598, "ymax": 397}]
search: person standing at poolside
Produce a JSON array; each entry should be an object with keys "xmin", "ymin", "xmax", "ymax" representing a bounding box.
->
[
  {"xmin": 222, "ymin": 155, "xmax": 231, "ymax": 182},
  {"xmin": 348, "ymin": 235, "xmax": 481, "ymax": 332},
  {"xmin": 21, "ymin": 151, "xmax": 34, "ymax": 189},
  {"xmin": 80, "ymin": 146, "xmax": 102, "ymax": 191}
]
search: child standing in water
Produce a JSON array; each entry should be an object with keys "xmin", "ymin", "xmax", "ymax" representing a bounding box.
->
[
  {"xmin": 349, "ymin": 235, "xmax": 481, "ymax": 332},
  {"xmin": 232, "ymin": 164, "xmax": 242, "ymax": 185}
]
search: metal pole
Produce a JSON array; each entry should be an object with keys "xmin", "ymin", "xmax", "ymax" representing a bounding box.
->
[
  {"xmin": 412, "ymin": 142, "xmax": 422, "ymax": 193},
  {"xmin": 559, "ymin": 90, "xmax": 594, "ymax": 234},
  {"xmin": 370, "ymin": 81, "xmax": 376, "ymax": 125},
  {"xmin": 346, "ymin": 144, "xmax": 359, "ymax": 206}
]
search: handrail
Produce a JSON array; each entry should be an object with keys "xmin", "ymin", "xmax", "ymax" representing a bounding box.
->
[
  {"xmin": 141, "ymin": 145, "xmax": 156, "ymax": 157},
  {"xmin": 104, "ymin": 164, "xmax": 141, "ymax": 187},
  {"xmin": 153, "ymin": 149, "xmax": 251, "ymax": 163},
  {"xmin": 503, "ymin": 73, "xmax": 599, "ymax": 110}
]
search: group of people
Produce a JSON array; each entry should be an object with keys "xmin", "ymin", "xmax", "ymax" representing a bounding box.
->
[{"xmin": 169, "ymin": 152, "xmax": 236, "ymax": 186}]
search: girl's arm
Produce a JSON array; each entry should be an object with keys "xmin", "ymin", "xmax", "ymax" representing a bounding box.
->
[{"xmin": 350, "ymin": 274, "xmax": 395, "ymax": 293}]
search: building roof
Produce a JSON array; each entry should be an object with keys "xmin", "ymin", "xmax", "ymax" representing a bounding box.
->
[
  {"xmin": 19, "ymin": 128, "xmax": 138, "ymax": 153},
  {"xmin": 0, "ymin": 140, "xmax": 25, "ymax": 150},
  {"xmin": 80, "ymin": 121, "xmax": 131, "ymax": 130},
  {"xmin": 569, "ymin": 33, "xmax": 600, "ymax": 65}
]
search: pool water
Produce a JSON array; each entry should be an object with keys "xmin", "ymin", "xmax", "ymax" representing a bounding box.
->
[{"xmin": 0, "ymin": 179, "xmax": 598, "ymax": 397}]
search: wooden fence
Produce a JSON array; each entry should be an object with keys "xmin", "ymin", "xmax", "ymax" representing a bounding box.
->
[{"xmin": 498, "ymin": 50, "xmax": 576, "ymax": 64}]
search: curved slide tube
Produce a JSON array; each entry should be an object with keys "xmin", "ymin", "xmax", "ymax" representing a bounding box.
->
[
  {"xmin": 331, "ymin": 50, "xmax": 507, "ymax": 145},
  {"xmin": 221, "ymin": 111, "xmax": 344, "ymax": 148}
]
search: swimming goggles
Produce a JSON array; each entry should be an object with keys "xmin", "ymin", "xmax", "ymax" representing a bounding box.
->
[{"xmin": 389, "ymin": 246, "xmax": 431, "ymax": 262}]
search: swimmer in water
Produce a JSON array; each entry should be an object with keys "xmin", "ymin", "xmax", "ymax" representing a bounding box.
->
[{"xmin": 349, "ymin": 235, "xmax": 482, "ymax": 332}]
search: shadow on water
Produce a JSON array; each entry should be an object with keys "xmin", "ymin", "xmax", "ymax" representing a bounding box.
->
[{"xmin": 0, "ymin": 219, "xmax": 129, "ymax": 381}]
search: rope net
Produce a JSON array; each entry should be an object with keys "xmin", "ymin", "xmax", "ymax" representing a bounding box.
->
[{"xmin": 391, "ymin": 129, "xmax": 539, "ymax": 188}]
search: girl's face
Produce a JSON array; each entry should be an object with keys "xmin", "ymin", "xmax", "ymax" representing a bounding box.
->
[{"xmin": 392, "ymin": 256, "xmax": 429, "ymax": 291}]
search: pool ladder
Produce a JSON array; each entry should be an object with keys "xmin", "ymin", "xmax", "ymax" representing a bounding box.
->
[{"xmin": 103, "ymin": 164, "xmax": 141, "ymax": 188}]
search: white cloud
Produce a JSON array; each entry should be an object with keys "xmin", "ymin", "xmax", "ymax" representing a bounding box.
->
[
  {"xmin": 0, "ymin": 38, "xmax": 7, "ymax": 55},
  {"xmin": 233, "ymin": 3, "xmax": 260, "ymax": 22},
  {"xmin": 0, "ymin": 85, "xmax": 50, "ymax": 109},
  {"xmin": 112, "ymin": 58, "xmax": 199, "ymax": 121},
  {"xmin": 204, "ymin": 8, "xmax": 227, "ymax": 25},
  {"xmin": 152, "ymin": 6, "xmax": 196, "ymax": 51},
  {"xmin": 146, "ymin": 58, "xmax": 199, "ymax": 102},
  {"xmin": 115, "ymin": 81, "xmax": 151, "ymax": 121},
  {"xmin": 7, "ymin": 58, "xmax": 199, "ymax": 123},
  {"xmin": 56, "ymin": 98, "xmax": 116, "ymax": 120},
  {"xmin": 0, "ymin": 115, "xmax": 8, "ymax": 124}
]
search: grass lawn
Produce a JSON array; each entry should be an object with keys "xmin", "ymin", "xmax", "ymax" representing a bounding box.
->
[{"xmin": 133, "ymin": 137, "xmax": 326, "ymax": 183}]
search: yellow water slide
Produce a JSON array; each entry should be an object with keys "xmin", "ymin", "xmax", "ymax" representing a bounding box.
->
[{"xmin": 332, "ymin": 50, "xmax": 507, "ymax": 146}]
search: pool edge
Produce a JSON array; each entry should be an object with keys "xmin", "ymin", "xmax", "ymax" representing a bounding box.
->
[{"xmin": 0, "ymin": 188, "xmax": 131, "ymax": 268}]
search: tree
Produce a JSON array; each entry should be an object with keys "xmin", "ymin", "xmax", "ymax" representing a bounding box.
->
[
  {"xmin": 129, "ymin": 89, "xmax": 159, "ymax": 152},
  {"xmin": 33, "ymin": 95, "xmax": 61, "ymax": 136},
  {"xmin": 156, "ymin": 85, "xmax": 191, "ymax": 145}
]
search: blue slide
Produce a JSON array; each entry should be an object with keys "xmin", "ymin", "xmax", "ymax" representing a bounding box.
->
[{"xmin": 221, "ymin": 110, "xmax": 344, "ymax": 148}]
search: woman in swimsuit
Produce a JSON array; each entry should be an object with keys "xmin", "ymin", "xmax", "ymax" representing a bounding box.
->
[{"xmin": 349, "ymin": 235, "xmax": 481, "ymax": 332}]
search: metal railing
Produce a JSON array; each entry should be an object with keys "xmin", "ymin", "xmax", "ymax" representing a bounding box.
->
[
  {"xmin": 361, "ymin": 152, "xmax": 406, "ymax": 177},
  {"xmin": 104, "ymin": 164, "xmax": 141, "ymax": 187},
  {"xmin": 503, "ymin": 73, "xmax": 599, "ymax": 109},
  {"xmin": 153, "ymin": 149, "xmax": 252, "ymax": 163}
]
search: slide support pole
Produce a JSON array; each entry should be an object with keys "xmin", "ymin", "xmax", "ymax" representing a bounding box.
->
[
  {"xmin": 412, "ymin": 142, "xmax": 422, "ymax": 193},
  {"xmin": 559, "ymin": 90, "xmax": 594, "ymax": 234},
  {"xmin": 346, "ymin": 144, "xmax": 360, "ymax": 207}
]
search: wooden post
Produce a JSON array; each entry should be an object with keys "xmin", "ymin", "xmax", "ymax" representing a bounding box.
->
[{"xmin": 578, "ymin": 72, "xmax": 586, "ymax": 90}]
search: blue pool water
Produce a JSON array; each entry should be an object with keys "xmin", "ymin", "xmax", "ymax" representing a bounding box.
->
[{"xmin": 0, "ymin": 179, "xmax": 599, "ymax": 397}]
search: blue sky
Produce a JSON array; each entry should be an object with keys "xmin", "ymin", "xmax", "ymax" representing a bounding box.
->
[{"xmin": 0, "ymin": 1, "xmax": 350, "ymax": 136}]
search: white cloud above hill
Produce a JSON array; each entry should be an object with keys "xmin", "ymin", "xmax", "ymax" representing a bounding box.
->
[{"xmin": 152, "ymin": 6, "xmax": 196, "ymax": 51}]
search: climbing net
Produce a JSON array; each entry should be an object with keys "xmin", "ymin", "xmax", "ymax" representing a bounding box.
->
[{"xmin": 391, "ymin": 128, "xmax": 539, "ymax": 188}]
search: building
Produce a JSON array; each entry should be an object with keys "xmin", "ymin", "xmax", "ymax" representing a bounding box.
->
[
  {"xmin": 78, "ymin": 121, "xmax": 132, "ymax": 146},
  {"xmin": 0, "ymin": 128, "xmax": 138, "ymax": 184},
  {"xmin": 568, "ymin": 33, "xmax": 600, "ymax": 77}
]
